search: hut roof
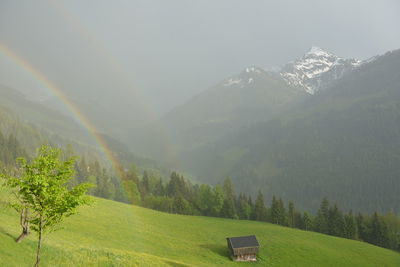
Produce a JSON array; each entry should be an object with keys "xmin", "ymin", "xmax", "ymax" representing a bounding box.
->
[{"xmin": 227, "ymin": 235, "xmax": 260, "ymax": 249}]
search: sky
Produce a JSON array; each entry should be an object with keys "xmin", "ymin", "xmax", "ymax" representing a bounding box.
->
[{"xmin": 1, "ymin": 0, "xmax": 400, "ymax": 115}]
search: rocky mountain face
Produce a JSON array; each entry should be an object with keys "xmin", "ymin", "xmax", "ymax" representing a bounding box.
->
[
  {"xmin": 280, "ymin": 46, "xmax": 362, "ymax": 94},
  {"xmin": 217, "ymin": 46, "xmax": 368, "ymax": 96}
]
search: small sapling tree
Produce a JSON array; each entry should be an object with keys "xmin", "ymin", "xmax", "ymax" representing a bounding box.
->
[{"xmin": 4, "ymin": 145, "xmax": 92, "ymax": 267}]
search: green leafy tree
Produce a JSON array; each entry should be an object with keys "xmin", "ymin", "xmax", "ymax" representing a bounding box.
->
[
  {"xmin": 172, "ymin": 194, "xmax": 192, "ymax": 215},
  {"xmin": 123, "ymin": 180, "xmax": 141, "ymax": 205},
  {"xmin": 196, "ymin": 184, "xmax": 213, "ymax": 215},
  {"xmin": 3, "ymin": 146, "xmax": 92, "ymax": 267},
  {"xmin": 126, "ymin": 163, "xmax": 139, "ymax": 185}
]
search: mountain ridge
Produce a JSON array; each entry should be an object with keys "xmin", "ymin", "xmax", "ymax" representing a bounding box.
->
[{"xmin": 279, "ymin": 46, "xmax": 363, "ymax": 94}]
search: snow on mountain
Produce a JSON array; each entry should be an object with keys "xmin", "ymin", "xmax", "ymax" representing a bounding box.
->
[
  {"xmin": 221, "ymin": 47, "xmax": 378, "ymax": 95},
  {"xmin": 280, "ymin": 46, "xmax": 362, "ymax": 94},
  {"xmin": 223, "ymin": 66, "xmax": 268, "ymax": 88}
]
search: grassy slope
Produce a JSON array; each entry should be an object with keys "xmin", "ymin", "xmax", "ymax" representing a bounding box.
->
[{"xmin": 1, "ymin": 192, "xmax": 399, "ymax": 267}]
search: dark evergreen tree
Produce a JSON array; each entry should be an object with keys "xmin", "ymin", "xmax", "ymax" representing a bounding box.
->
[
  {"xmin": 210, "ymin": 185, "xmax": 224, "ymax": 217},
  {"xmin": 315, "ymin": 198, "xmax": 330, "ymax": 234},
  {"xmin": 288, "ymin": 201, "xmax": 295, "ymax": 227},
  {"xmin": 237, "ymin": 193, "xmax": 251, "ymax": 220},
  {"xmin": 153, "ymin": 178, "xmax": 165, "ymax": 196},
  {"xmin": 140, "ymin": 170, "xmax": 150, "ymax": 198},
  {"xmin": 277, "ymin": 198, "xmax": 287, "ymax": 225},
  {"xmin": 344, "ymin": 211, "xmax": 356, "ymax": 239},
  {"xmin": 369, "ymin": 212, "xmax": 390, "ymax": 248},
  {"xmin": 271, "ymin": 196, "xmax": 280, "ymax": 224},
  {"xmin": 221, "ymin": 198, "xmax": 236, "ymax": 219},
  {"xmin": 253, "ymin": 191, "xmax": 267, "ymax": 221},
  {"xmin": 220, "ymin": 177, "xmax": 237, "ymax": 218},
  {"xmin": 303, "ymin": 211, "xmax": 313, "ymax": 231},
  {"xmin": 356, "ymin": 213, "xmax": 368, "ymax": 241},
  {"xmin": 328, "ymin": 204, "xmax": 345, "ymax": 237}
]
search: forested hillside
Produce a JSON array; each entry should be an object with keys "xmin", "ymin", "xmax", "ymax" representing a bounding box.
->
[
  {"xmin": 0, "ymin": 86, "xmax": 168, "ymax": 205},
  {"xmin": 179, "ymin": 49, "xmax": 400, "ymax": 214},
  {"xmin": 163, "ymin": 67, "xmax": 306, "ymax": 154}
]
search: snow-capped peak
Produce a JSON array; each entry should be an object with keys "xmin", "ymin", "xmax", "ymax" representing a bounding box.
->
[
  {"xmin": 244, "ymin": 66, "xmax": 263, "ymax": 74},
  {"xmin": 280, "ymin": 46, "xmax": 361, "ymax": 94},
  {"xmin": 307, "ymin": 46, "xmax": 332, "ymax": 57},
  {"xmin": 223, "ymin": 66, "xmax": 265, "ymax": 87}
]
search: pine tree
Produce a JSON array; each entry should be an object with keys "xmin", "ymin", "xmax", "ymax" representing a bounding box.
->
[
  {"xmin": 254, "ymin": 191, "xmax": 267, "ymax": 221},
  {"xmin": 237, "ymin": 193, "xmax": 251, "ymax": 220},
  {"xmin": 210, "ymin": 184, "xmax": 224, "ymax": 217},
  {"xmin": 288, "ymin": 201, "xmax": 295, "ymax": 227},
  {"xmin": 369, "ymin": 212, "xmax": 390, "ymax": 247},
  {"xmin": 271, "ymin": 196, "xmax": 280, "ymax": 224},
  {"xmin": 356, "ymin": 213, "xmax": 368, "ymax": 241},
  {"xmin": 153, "ymin": 178, "xmax": 164, "ymax": 196},
  {"xmin": 220, "ymin": 177, "xmax": 237, "ymax": 218},
  {"xmin": 315, "ymin": 197, "xmax": 330, "ymax": 233},
  {"xmin": 77, "ymin": 157, "xmax": 89, "ymax": 184},
  {"xmin": 126, "ymin": 163, "xmax": 139, "ymax": 185},
  {"xmin": 344, "ymin": 211, "xmax": 356, "ymax": 239},
  {"xmin": 303, "ymin": 211, "xmax": 313, "ymax": 231},
  {"xmin": 140, "ymin": 170, "xmax": 150, "ymax": 198},
  {"xmin": 326, "ymin": 204, "xmax": 342, "ymax": 236},
  {"xmin": 277, "ymin": 198, "xmax": 287, "ymax": 225}
]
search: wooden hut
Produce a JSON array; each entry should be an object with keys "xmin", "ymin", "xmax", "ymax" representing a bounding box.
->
[{"xmin": 226, "ymin": 235, "xmax": 260, "ymax": 262}]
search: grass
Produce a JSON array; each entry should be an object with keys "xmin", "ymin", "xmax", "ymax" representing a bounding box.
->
[{"xmin": 1, "ymin": 190, "xmax": 399, "ymax": 266}]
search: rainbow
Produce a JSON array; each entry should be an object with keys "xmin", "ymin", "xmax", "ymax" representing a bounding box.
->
[
  {"xmin": 0, "ymin": 43, "xmax": 125, "ymax": 178},
  {"xmin": 47, "ymin": 0, "xmax": 179, "ymax": 169}
]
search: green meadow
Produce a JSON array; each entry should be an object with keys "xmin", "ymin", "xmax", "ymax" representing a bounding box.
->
[{"xmin": 1, "ymin": 190, "xmax": 399, "ymax": 267}]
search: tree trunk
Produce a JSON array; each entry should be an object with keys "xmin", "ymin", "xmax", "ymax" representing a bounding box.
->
[
  {"xmin": 16, "ymin": 208, "xmax": 30, "ymax": 243},
  {"xmin": 15, "ymin": 229, "xmax": 29, "ymax": 243},
  {"xmin": 15, "ymin": 209, "xmax": 30, "ymax": 243},
  {"xmin": 34, "ymin": 218, "xmax": 43, "ymax": 267}
]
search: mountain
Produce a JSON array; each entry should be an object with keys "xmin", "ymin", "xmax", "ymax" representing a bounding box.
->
[
  {"xmin": 162, "ymin": 46, "xmax": 366, "ymax": 160},
  {"xmin": 177, "ymin": 49, "xmax": 400, "ymax": 213},
  {"xmin": 1, "ymin": 191, "xmax": 399, "ymax": 266},
  {"xmin": 0, "ymin": 84, "xmax": 96, "ymax": 147},
  {"xmin": 163, "ymin": 66, "xmax": 306, "ymax": 156},
  {"xmin": 0, "ymin": 85, "xmax": 158, "ymax": 171},
  {"xmin": 280, "ymin": 46, "xmax": 362, "ymax": 94}
]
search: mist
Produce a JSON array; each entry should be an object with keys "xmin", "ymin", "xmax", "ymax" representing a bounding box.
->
[{"xmin": 1, "ymin": 0, "xmax": 400, "ymax": 115}]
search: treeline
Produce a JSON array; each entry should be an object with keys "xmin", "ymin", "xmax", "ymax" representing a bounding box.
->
[
  {"xmin": 0, "ymin": 132, "xmax": 27, "ymax": 167},
  {"xmin": 2, "ymin": 137, "xmax": 399, "ymax": 252},
  {"xmin": 114, "ymin": 170, "xmax": 400, "ymax": 252}
]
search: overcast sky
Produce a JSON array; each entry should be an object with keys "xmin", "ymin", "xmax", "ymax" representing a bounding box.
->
[{"xmin": 1, "ymin": 0, "xmax": 400, "ymax": 115}]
